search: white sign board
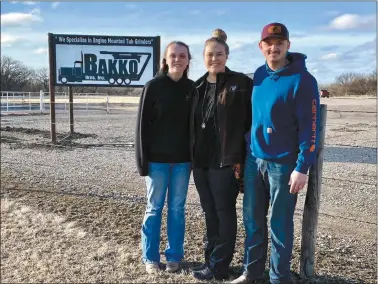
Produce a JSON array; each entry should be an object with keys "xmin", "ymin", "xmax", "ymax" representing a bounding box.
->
[{"xmin": 50, "ymin": 34, "xmax": 160, "ymax": 87}]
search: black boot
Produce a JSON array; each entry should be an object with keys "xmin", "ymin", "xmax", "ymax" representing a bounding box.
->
[
  {"xmin": 190, "ymin": 263, "xmax": 208, "ymax": 272},
  {"xmin": 192, "ymin": 267, "xmax": 215, "ymax": 281},
  {"xmin": 192, "ymin": 266, "xmax": 229, "ymax": 281}
]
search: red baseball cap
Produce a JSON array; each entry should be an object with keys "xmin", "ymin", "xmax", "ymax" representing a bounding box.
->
[{"xmin": 261, "ymin": 23, "xmax": 289, "ymax": 41}]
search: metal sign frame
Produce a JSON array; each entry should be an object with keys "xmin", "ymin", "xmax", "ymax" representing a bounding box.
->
[{"xmin": 47, "ymin": 33, "xmax": 161, "ymax": 143}]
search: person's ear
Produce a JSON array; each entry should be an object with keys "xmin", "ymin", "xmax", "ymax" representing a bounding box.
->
[{"xmin": 258, "ymin": 40, "xmax": 263, "ymax": 51}]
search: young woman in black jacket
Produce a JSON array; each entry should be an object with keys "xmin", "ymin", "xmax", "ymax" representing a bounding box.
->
[
  {"xmin": 190, "ymin": 29, "xmax": 253, "ymax": 281},
  {"xmin": 135, "ymin": 41, "xmax": 196, "ymax": 275}
]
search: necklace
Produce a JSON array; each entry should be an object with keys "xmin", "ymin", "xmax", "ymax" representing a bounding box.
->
[{"xmin": 201, "ymin": 81, "xmax": 216, "ymax": 129}]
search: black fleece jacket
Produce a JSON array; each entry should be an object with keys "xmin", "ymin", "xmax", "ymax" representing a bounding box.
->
[
  {"xmin": 135, "ymin": 74, "xmax": 196, "ymax": 176},
  {"xmin": 190, "ymin": 67, "xmax": 253, "ymax": 167}
]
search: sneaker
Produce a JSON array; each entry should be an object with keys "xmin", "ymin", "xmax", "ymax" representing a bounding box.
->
[
  {"xmin": 190, "ymin": 263, "xmax": 208, "ymax": 272},
  {"xmin": 231, "ymin": 274, "xmax": 254, "ymax": 284},
  {"xmin": 192, "ymin": 267, "xmax": 215, "ymax": 281},
  {"xmin": 166, "ymin": 261, "xmax": 180, "ymax": 273},
  {"xmin": 145, "ymin": 262, "xmax": 160, "ymax": 274},
  {"xmin": 192, "ymin": 266, "xmax": 228, "ymax": 281}
]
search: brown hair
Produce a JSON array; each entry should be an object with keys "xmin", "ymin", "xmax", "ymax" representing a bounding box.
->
[
  {"xmin": 159, "ymin": 41, "xmax": 192, "ymax": 78},
  {"xmin": 204, "ymin": 28, "xmax": 230, "ymax": 55}
]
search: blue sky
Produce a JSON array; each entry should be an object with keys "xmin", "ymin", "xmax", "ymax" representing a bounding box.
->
[{"xmin": 1, "ymin": 1, "xmax": 376, "ymax": 85}]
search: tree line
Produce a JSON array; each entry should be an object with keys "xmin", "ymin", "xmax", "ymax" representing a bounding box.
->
[
  {"xmin": 323, "ymin": 71, "xmax": 377, "ymax": 97},
  {"xmin": 1, "ymin": 55, "xmax": 376, "ymax": 97},
  {"xmin": 0, "ymin": 56, "xmax": 140, "ymax": 96}
]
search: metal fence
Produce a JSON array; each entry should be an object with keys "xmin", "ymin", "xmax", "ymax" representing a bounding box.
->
[
  {"xmin": 1, "ymin": 90, "xmax": 139, "ymax": 145},
  {"xmin": 1, "ymin": 91, "xmax": 111, "ymax": 113}
]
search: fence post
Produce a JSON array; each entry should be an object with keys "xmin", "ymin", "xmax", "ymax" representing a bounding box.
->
[
  {"xmin": 64, "ymin": 92, "xmax": 67, "ymax": 111},
  {"xmin": 106, "ymin": 94, "xmax": 109, "ymax": 113},
  {"xmin": 29, "ymin": 92, "xmax": 32, "ymax": 111},
  {"xmin": 69, "ymin": 86, "xmax": 74, "ymax": 135},
  {"xmin": 300, "ymin": 104, "xmax": 327, "ymax": 279},
  {"xmin": 40, "ymin": 90, "xmax": 44, "ymax": 113},
  {"xmin": 48, "ymin": 33, "xmax": 56, "ymax": 143},
  {"xmin": 6, "ymin": 92, "xmax": 9, "ymax": 112}
]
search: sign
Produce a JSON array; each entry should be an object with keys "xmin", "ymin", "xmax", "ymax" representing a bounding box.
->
[{"xmin": 49, "ymin": 33, "xmax": 160, "ymax": 87}]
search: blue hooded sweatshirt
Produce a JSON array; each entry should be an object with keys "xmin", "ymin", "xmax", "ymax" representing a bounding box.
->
[{"xmin": 250, "ymin": 52, "xmax": 320, "ymax": 174}]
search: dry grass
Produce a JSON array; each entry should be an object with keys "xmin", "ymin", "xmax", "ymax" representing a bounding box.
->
[
  {"xmin": 0, "ymin": 188, "xmax": 211, "ymax": 283},
  {"xmin": 1, "ymin": 183, "xmax": 376, "ymax": 284}
]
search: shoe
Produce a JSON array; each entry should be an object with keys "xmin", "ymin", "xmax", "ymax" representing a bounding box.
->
[
  {"xmin": 145, "ymin": 262, "xmax": 159, "ymax": 274},
  {"xmin": 231, "ymin": 274, "xmax": 254, "ymax": 284},
  {"xmin": 192, "ymin": 267, "xmax": 215, "ymax": 280},
  {"xmin": 166, "ymin": 261, "xmax": 180, "ymax": 273},
  {"xmin": 192, "ymin": 267, "xmax": 228, "ymax": 281},
  {"xmin": 190, "ymin": 263, "xmax": 208, "ymax": 272}
]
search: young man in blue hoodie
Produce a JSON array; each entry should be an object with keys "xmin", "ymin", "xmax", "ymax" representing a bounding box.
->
[{"xmin": 232, "ymin": 23, "xmax": 320, "ymax": 284}]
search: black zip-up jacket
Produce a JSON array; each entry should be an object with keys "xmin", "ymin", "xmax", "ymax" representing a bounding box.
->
[
  {"xmin": 190, "ymin": 67, "xmax": 253, "ymax": 167},
  {"xmin": 135, "ymin": 73, "xmax": 195, "ymax": 176}
]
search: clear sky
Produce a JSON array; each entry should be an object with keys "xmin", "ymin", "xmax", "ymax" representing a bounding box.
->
[{"xmin": 1, "ymin": 1, "xmax": 376, "ymax": 85}]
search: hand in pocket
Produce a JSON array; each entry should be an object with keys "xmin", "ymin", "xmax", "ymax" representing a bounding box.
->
[{"xmin": 233, "ymin": 164, "xmax": 244, "ymax": 193}]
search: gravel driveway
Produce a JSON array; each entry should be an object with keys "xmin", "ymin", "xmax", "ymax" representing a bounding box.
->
[{"xmin": 1, "ymin": 97, "xmax": 376, "ymax": 283}]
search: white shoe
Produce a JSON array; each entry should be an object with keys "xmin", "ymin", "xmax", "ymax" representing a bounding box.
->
[
  {"xmin": 231, "ymin": 274, "xmax": 253, "ymax": 284},
  {"xmin": 145, "ymin": 262, "xmax": 160, "ymax": 274},
  {"xmin": 166, "ymin": 261, "xmax": 180, "ymax": 273}
]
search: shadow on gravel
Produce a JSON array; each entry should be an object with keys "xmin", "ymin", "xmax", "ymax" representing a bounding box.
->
[
  {"xmin": 0, "ymin": 135, "xmax": 22, "ymax": 144},
  {"xmin": 176, "ymin": 264, "xmax": 363, "ymax": 284},
  {"xmin": 1, "ymin": 127, "xmax": 101, "ymax": 150},
  {"xmin": 324, "ymin": 146, "xmax": 377, "ymax": 164},
  {"xmin": 291, "ymin": 273, "xmax": 367, "ymax": 284},
  {"xmin": 0, "ymin": 126, "xmax": 134, "ymax": 151},
  {"xmin": 1, "ymin": 126, "xmax": 97, "ymax": 139}
]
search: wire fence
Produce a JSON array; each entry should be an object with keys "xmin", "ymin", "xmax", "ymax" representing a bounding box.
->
[{"xmin": 1, "ymin": 162, "xmax": 376, "ymax": 226}]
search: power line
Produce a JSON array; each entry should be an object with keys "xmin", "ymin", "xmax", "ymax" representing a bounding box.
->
[
  {"xmin": 329, "ymin": 144, "xmax": 377, "ymax": 149},
  {"xmin": 327, "ymin": 110, "xmax": 376, "ymax": 114},
  {"xmin": 322, "ymin": 176, "xmax": 376, "ymax": 186}
]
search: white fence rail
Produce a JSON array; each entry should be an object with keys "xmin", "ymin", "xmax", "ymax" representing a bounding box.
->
[{"xmin": 1, "ymin": 91, "xmax": 110, "ymax": 113}]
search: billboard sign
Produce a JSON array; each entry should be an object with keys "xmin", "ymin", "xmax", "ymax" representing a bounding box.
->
[{"xmin": 49, "ymin": 33, "xmax": 160, "ymax": 87}]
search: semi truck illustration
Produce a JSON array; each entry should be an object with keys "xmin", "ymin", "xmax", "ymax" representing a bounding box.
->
[{"xmin": 58, "ymin": 51, "xmax": 152, "ymax": 85}]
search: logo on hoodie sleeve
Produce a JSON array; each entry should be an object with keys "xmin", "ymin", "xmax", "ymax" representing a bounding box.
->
[{"xmin": 310, "ymin": 99, "xmax": 317, "ymax": 152}]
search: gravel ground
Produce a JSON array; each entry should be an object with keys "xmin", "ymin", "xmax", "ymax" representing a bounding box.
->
[{"xmin": 1, "ymin": 98, "xmax": 377, "ymax": 283}]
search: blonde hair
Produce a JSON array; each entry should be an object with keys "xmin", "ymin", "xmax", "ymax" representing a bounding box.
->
[
  {"xmin": 205, "ymin": 28, "xmax": 229, "ymax": 55},
  {"xmin": 211, "ymin": 28, "xmax": 227, "ymax": 42}
]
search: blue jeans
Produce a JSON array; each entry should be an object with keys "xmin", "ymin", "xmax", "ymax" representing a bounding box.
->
[
  {"xmin": 141, "ymin": 162, "xmax": 191, "ymax": 264},
  {"xmin": 242, "ymin": 152, "xmax": 297, "ymax": 284}
]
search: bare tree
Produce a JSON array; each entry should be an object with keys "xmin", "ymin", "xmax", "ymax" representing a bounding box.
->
[
  {"xmin": 83, "ymin": 86, "xmax": 99, "ymax": 93},
  {"xmin": 348, "ymin": 76, "xmax": 369, "ymax": 96},
  {"xmin": 335, "ymin": 72, "xmax": 358, "ymax": 86},
  {"xmin": 366, "ymin": 70, "xmax": 377, "ymax": 96},
  {"xmin": 1, "ymin": 56, "xmax": 33, "ymax": 91},
  {"xmin": 331, "ymin": 71, "xmax": 377, "ymax": 97},
  {"xmin": 32, "ymin": 68, "xmax": 49, "ymax": 91}
]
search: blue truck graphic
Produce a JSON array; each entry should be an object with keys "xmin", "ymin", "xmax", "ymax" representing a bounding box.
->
[{"xmin": 58, "ymin": 51, "xmax": 152, "ymax": 85}]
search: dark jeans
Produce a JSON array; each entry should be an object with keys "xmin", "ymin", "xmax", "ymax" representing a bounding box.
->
[{"xmin": 193, "ymin": 166, "xmax": 239, "ymax": 277}]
